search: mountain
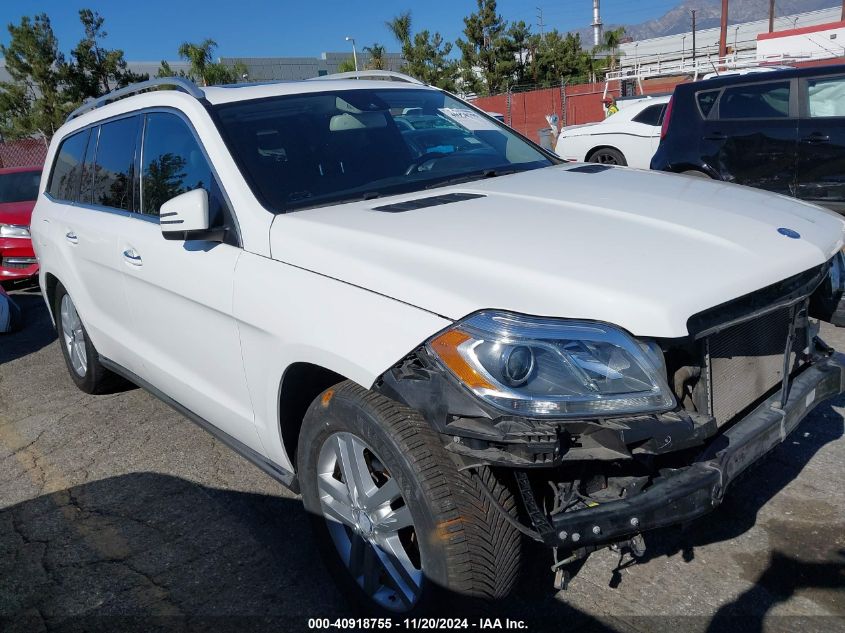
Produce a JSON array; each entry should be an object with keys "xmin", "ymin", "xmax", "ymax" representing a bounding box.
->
[{"xmin": 573, "ymin": 0, "xmax": 838, "ymax": 43}]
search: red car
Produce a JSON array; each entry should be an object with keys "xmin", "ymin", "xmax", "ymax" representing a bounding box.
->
[{"xmin": 0, "ymin": 165, "xmax": 42, "ymax": 285}]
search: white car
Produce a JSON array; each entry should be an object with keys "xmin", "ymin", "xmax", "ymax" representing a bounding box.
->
[
  {"xmin": 555, "ymin": 95, "xmax": 671, "ymax": 167},
  {"xmin": 31, "ymin": 74, "xmax": 845, "ymax": 615}
]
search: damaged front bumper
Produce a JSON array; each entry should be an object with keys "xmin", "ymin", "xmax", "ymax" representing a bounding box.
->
[{"xmin": 547, "ymin": 353, "xmax": 845, "ymax": 548}]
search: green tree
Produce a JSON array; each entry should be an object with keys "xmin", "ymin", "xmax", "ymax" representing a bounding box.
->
[
  {"xmin": 363, "ymin": 43, "xmax": 387, "ymax": 70},
  {"xmin": 63, "ymin": 9, "xmax": 147, "ymax": 102},
  {"xmin": 507, "ymin": 20, "xmax": 532, "ymax": 86},
  {"xmin": 177, "ymin": 39, "xmax": 244, "ymax": 86},
  {"xmin": 0, "ymin": 13, "xmax": 68, "ymax": 142},
  {"xmin": 386, "ymin": 11, "xmax": 457, "ymax": 91},
  {"xmin": 336, "ymin": 57, "xmax": 357, "ymax": 73},
  {"xmin": 594, "ymin": 27, "xmax": 626, "ymax": 72},
  {"xmin": 456, "ymin": 0, "xmax": 516, "ymax": 95},
  {"xmin": 531, "ymin": 30, "xmax": 591, "ymax": 86}
]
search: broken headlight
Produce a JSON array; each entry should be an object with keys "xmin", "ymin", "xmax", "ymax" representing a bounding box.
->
[{"xmin": 428, "ymin": 311, "xmax": 675, "ymax": 418}]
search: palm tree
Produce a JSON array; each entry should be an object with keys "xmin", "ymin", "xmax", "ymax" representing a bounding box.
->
[
  {"xmin": 386, "ymin": 12, "xmax": 412, "ymax": 49},
  {"xmin": 178, "ymin": 38, "xmax": 217, "ymax": 86},
  {"xmin": 595, "ymin": 27, "xmax": 626, "ymax": 71},
  {"xmin": 363, "ymin": 43, "xmax": 387, "ymax": 70}
]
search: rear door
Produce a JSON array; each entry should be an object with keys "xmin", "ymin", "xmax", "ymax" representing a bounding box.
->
[
  {"xmin": 119, "ymin": 110, "xmax": 262, "ymax": 453},
  {"xmin": 49, "ymin": 118, "xmax": 143, "ymax": 371},
  {"xmin": 705, "ymin": 79, "xmax": 798, "ymax": 197},
  {"xmin": 796, "ymin": 73, "xmax": 845, "ymax": 212}
]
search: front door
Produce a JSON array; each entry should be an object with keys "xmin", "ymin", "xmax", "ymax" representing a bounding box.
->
[
  {"xmin": 120, "ymin": 111, "xmax": 263, "ymax": 454},
  {"xmin": 796, "ymin": 73, "xmax": 845, "ymax": 212}
]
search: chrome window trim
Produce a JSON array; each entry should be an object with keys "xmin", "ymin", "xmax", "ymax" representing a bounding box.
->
[
  {"xmin": 46, "ymin": 106, "xmax": 243, "ymax": 248},
  {"xmin": 42, "ymin": 192, "xmax": 160, "ymax": 224}
]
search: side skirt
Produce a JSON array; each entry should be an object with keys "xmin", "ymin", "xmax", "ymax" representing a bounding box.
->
[{"xmin": 100, "ymin": 356, "xmax": 299, "ymax": 493}]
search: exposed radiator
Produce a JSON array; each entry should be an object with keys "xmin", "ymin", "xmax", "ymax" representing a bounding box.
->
[{"xmin": 706, "ymin": 307, "xmax": 805, "ymax": 425}]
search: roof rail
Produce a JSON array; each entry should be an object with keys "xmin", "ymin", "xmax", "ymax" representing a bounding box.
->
[
  {"xmin": 308, "ymin": 70, "xmax": 425, "ymax": 85},
  {"xmin": 66, "ymin": 77, "xmax": 205, "ymax": 122}
]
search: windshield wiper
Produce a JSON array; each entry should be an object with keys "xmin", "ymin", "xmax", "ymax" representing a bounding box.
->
[{"xmin": 423, "ymin": 168, "xmax": 519, "ymax": 190}]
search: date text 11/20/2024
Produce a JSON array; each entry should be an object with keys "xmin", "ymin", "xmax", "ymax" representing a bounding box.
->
[{"xmin": 307, "ymin": 618, "xmax": 529, "ymax": 629}]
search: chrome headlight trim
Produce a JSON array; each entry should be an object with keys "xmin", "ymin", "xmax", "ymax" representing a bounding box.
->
[{"xmin": 427, "ymin": 311, "xmax": 676, "ymax": 418}]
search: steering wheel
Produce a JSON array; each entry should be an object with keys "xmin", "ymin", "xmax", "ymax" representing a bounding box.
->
[{"xmin": 405, "ymin": 152, "xmax": 450, "ymax": 175}]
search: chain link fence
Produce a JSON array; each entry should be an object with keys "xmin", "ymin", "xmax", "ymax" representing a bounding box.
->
[{"xmin": 0, "ymin": 138, "xmax": 49, "ymax": 169}]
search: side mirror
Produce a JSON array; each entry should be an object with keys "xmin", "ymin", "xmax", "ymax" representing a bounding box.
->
[{"xmin": 159, "ymin": 189, "xmax": 225, "ymax": 242}]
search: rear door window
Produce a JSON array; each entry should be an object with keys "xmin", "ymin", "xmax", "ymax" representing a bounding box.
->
[
  {"xmin": 93, "ymin": 116, "xmax": 140, "ymax": 211},
  {"xmin": 632, "ymin": 104, "xmax": 666, "ymax": 126},
  {"xmin": 718, "ymin": 81, "xmax": 791, "ymax": 119},
  {"xmin": 47, "ymin": 129, "xmax": 90, "ymax": 201},
  {"xmin": 807, "ymin": 76, "xmax": 845, "ymax": 118}
]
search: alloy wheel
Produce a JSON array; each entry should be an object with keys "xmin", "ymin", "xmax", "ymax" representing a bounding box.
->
[
  {"xmin": 60, "ymin": 294, "xmax": 88, "ymax": 377},
  {"xmin": 316, "ymin": 432, "xmax": 423, "ymax": 611}
]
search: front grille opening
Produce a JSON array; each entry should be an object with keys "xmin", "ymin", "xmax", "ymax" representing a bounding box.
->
[{"xmin": 706, "ymin": 306, "xmax": 807, "ymax": 426}]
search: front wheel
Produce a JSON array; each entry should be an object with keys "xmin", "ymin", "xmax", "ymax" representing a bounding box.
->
[{"xmin": 298, "ymin": 381, "xmax": 521, "ymax": 615}]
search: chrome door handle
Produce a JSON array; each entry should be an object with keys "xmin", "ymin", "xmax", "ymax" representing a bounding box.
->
[
  {"xmin": 122, "ymin": 248, "xmax": 143, "ymax": 266},
  {"xmin": 65, "ymin": 231, "xmax": 78, "ymax": 244}
]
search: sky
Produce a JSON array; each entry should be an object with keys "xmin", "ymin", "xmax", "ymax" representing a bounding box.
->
[{"xmin": 0, "ymin": 0, "xmax": 681, "ymax": 61}]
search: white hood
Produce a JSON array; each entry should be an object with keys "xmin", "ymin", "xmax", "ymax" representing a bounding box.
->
[{"xmin": 269, "ymin": 165, "xmax": 845, "ymax": 338}]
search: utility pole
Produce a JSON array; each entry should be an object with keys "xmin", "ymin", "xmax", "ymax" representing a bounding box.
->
[
  {"xmin": 719, "ymin": 0, "xmax": 728, "ymax": 57},
  {"xmin": 841, "ymin": 0, "xmax": 844, "ymax": 22},
  {"xmin": 691, "ymin": 10, "xmax": 697, "ymax": 66},
  {"xmin": 536, "ymin": 7, "xmax": 545, "ymax": 39},
  {"xmin": 769, "ymin": 0, "xmax": 775, "ymax": 33}
]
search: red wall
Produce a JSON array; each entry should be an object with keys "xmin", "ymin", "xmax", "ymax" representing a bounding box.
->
[
  {"xmin": 473, "ymin": 82, "xmax": 626, "ymax": 143},
  {"xmin": 0, "ymin": 138, "xmax": 48, "ymax": 169}
]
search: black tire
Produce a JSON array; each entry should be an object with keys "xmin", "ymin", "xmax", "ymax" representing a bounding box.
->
[
  {"xmin": 53, "ymin": 282, "xmax": 117, "ymax": 394},
  {"xmin": 298, "ymin": 380, "xmax": 521, "ymax": 616},
  {"xmin": 588, "ymin": 147, "xmax": 627, "ymax": 166}
]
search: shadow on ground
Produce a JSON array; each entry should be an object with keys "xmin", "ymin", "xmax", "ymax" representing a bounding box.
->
[
  {"xmin": 0, "ymin": 473, "xmax": 623, "ymax": 633},
  {"xmin": 0, "ymin": 290, "xmax": 56, "ymax": 364}
]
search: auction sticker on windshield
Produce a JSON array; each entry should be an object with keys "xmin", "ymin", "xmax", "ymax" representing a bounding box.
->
[{"xmin": 438, "ymin": 107, "xmax": 500, "ymax": 131}]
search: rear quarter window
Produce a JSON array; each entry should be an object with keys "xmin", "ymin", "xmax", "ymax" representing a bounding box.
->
[
  {"xmin": 632, "ymin": 104, "xmax": 666, "ymax": 126},
  {"xmin": 696, "ymin": 90, "xmax": 720, "ymax": 118},
  {"xmin": 47, "ymin": 129, "xmax": 90, "ymax": 201}
]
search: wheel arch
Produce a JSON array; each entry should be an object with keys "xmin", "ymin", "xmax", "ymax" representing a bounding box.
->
[
  {"xmin": 277, "ymin": 361, "xmax": 349, "ymax": 471},
  {"xmin": 586, "ymin": 144, "xmax": 626, "ymax": 163},
  {"xmin": 43, "ymin": 271, "xmax": 60, "ymax": 324}
]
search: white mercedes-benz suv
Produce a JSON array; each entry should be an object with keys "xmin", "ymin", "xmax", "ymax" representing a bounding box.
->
[{"xmin": 31, "ymin": 71, "xmax": 845, "ymax": 615}]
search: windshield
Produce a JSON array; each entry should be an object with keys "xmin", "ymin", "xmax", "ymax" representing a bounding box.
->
[
  {"xmin": 213, "ymin": 88, "xmax": 556, "ymax": 212},
  {"xmin": 0, "ymin": 170, "xmax": 41, "ymax": 204}
]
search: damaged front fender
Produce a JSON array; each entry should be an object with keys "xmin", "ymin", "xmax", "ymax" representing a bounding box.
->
[{"xmin": 375, "ymin": 348, "xmax": 718, "ymax": 468}]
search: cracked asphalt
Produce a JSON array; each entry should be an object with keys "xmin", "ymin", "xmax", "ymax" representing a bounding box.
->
[{"xmin": 1, "ymin": 289, "xmax": 844, "ymax": 633}]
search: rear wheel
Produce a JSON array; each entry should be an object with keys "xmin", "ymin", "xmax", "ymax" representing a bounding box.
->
[
  {"xmin": 298, "ymin": 381, "xmax": 521, "ymax": 615},
  {"xmin": 682, "ymin": 169, "xmax": 713, "ymax": 178},
  {"xmin": 588, "ymin": 147, "xmax": 627, "ymax": 166},
  {"xmin": 54, "ymin": 283, "xmax": 117, "ymax": 394}
]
